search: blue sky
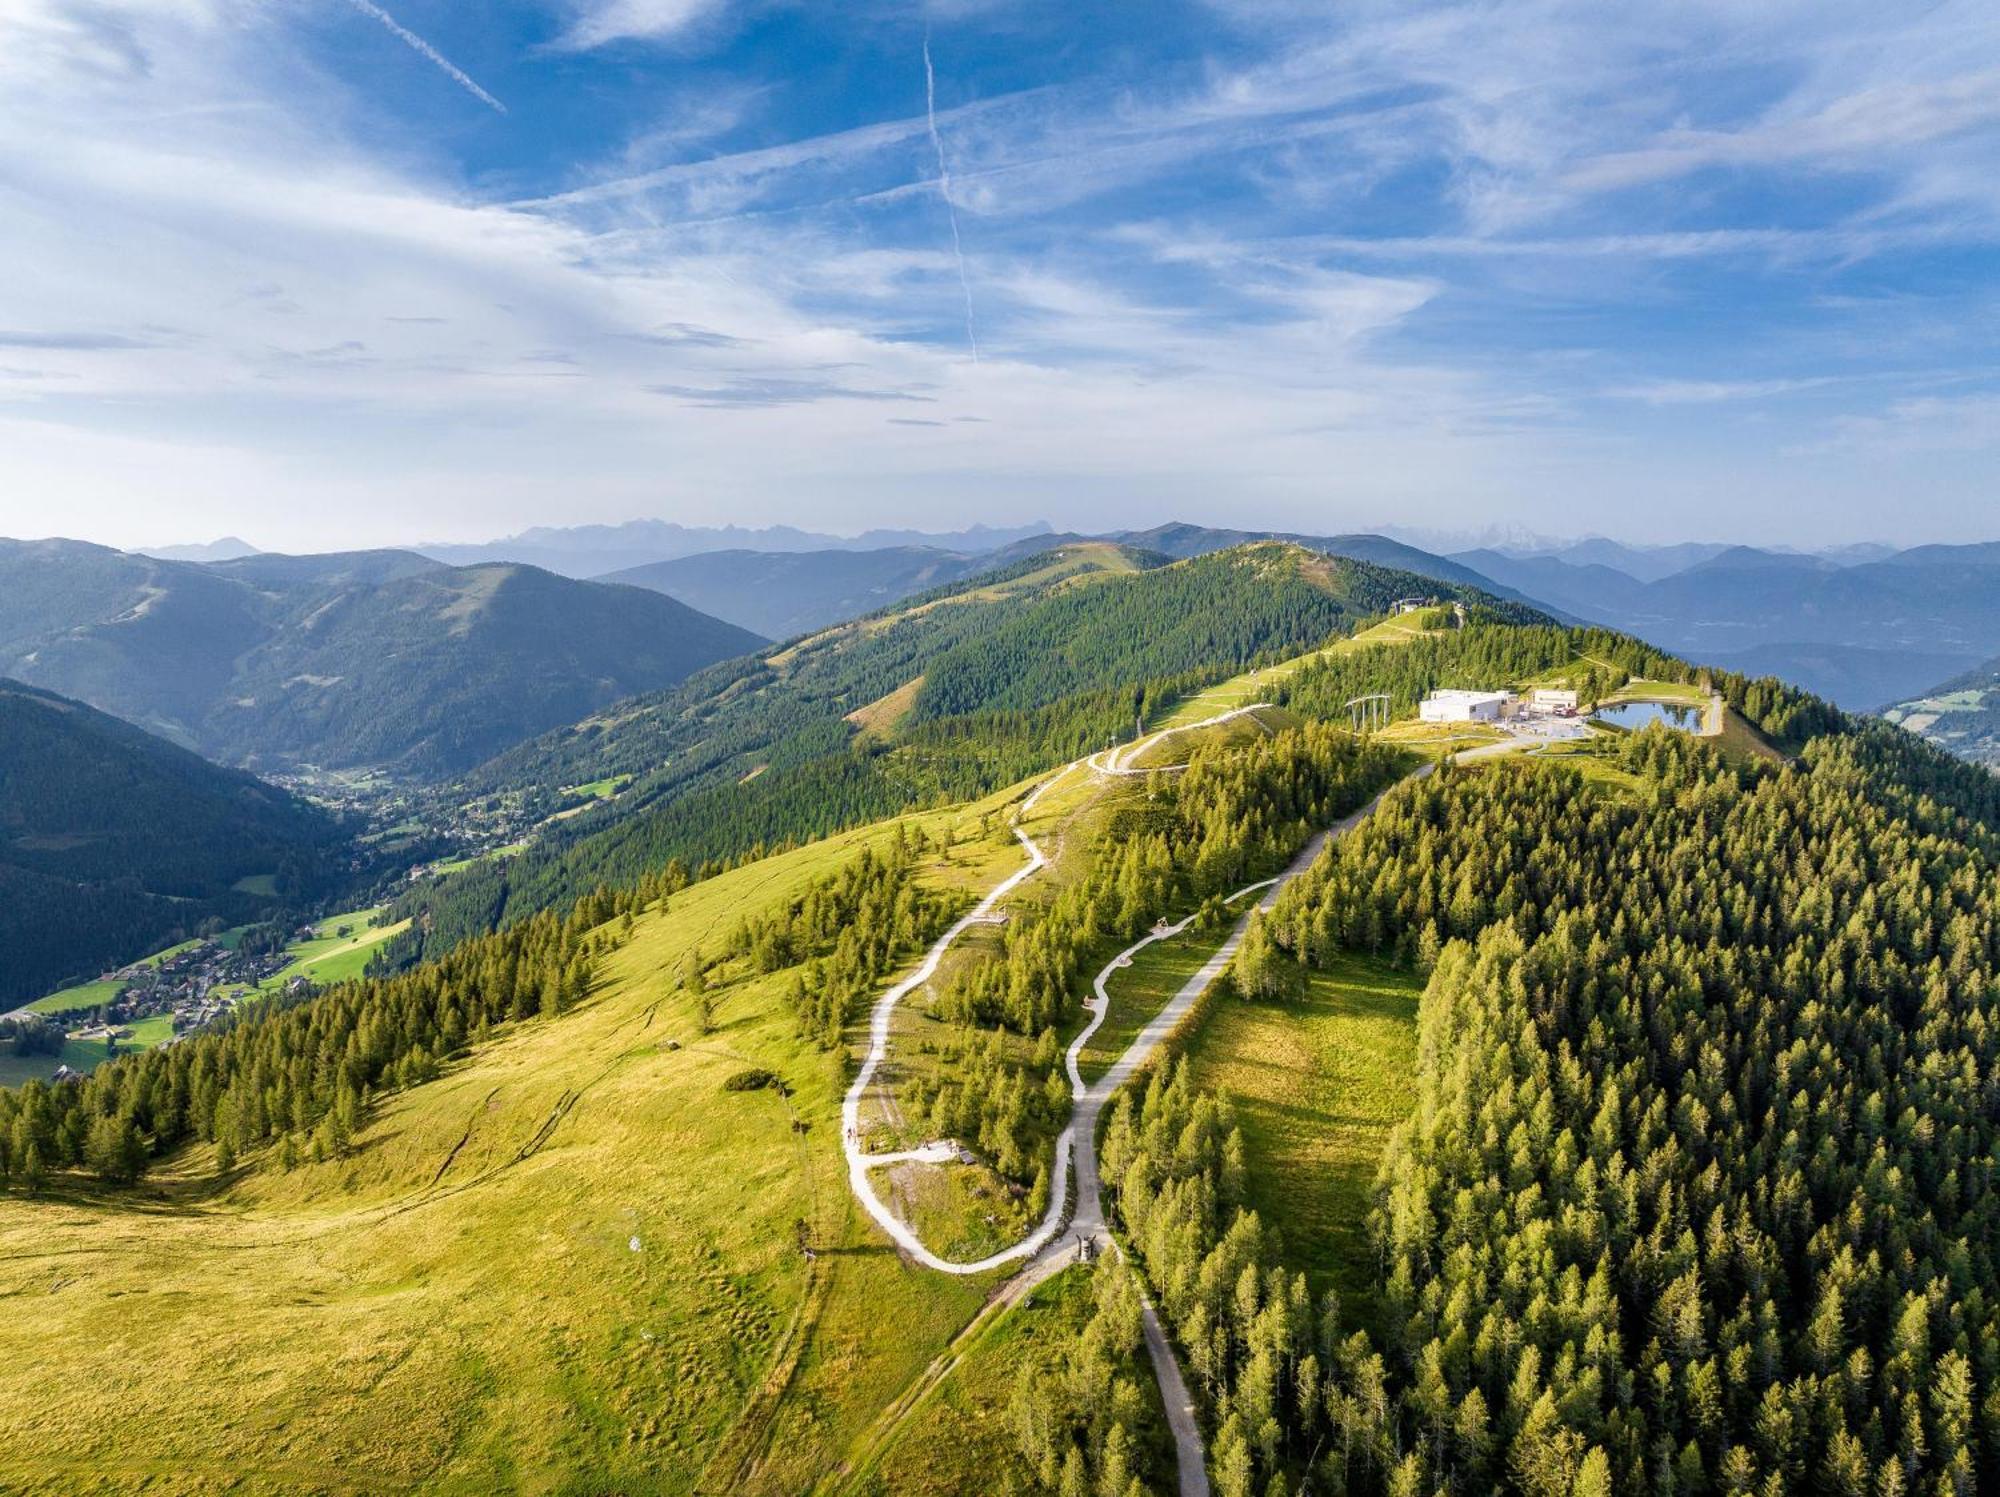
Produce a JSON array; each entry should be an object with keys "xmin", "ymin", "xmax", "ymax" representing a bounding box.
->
[{"xmin": 1, "ymin": 0, "xmax": 1997, "ymax": 551}]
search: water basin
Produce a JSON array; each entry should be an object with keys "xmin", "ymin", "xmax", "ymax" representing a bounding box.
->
[{"xmin": 1593, "ymin": 700, "xmax": 1704, "ymax": 734}]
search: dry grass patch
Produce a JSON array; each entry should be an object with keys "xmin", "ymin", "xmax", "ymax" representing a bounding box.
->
[{"xmin": 845, "ymin": 675, "xmax": 925, "ymax": 737}]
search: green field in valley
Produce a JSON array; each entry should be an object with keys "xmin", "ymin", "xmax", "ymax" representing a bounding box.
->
[
  {"xmin": 2, "ymin": 1007, "xmax": 184, "ymax": 1088},
  {"xmin": 229, "ymin": 907, "xmax": 407, "ymax": 997},
  {"xmin": 426, "ymin": 840, "xmax": 528, "ymax": 878},
  {"xmin": 24, "ymin": 979, "xmax": 123, "ymax": 1017},
  {"xmin": 563, "ymin": 773, "xmax": 632, "ymax": 800},
  {"xmin": 0, "ymin": 1036, "xmax": 118, "ymax": 1090}
]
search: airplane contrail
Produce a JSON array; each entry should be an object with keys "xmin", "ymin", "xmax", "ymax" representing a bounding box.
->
[
  {"xmin": 343, "ymin": 0, "xmax": 508, "ymax": 115},
  {"xmin": 922, "ymin": 29, "xmax": 979, "ymax": 362}
]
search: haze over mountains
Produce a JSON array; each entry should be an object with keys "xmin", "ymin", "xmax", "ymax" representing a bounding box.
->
[
  {"xmin": 0, "ymin": 539, "xmax": 761, "ymax": 779},
  {"xmin": 1450, "ymin": 538, "xmax": 2000, "ymax": 710},
  {"xmin": 415, "ymin": 519, "xmax": 1053, "ymax": 580},
  {"xmin": 599, "ymin": 522, "xmax": 1556, "ymax": 641}
]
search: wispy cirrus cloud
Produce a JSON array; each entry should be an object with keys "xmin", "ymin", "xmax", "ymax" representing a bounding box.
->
[
  {"xmin": 340, "ymin": 0, "xmax": 506, "ymax": 112},
  {"xmin": 647, "ymin": 374, "xmax": 935, "ymax": 407},
  {"xmin": 0, "ymin": 329, "xmax": 167, "ymax": 351},
  {"xmin": 1603, "ymin": 378, "xmax": 1845, "ymax": 406},
  {"xmin": 1801, "ymin": 394, "xmax": 2000, "ymax": 456},
  {"xmin": 1564, "ymin": 69, "xmax": 2000, "ymax": 194},
  {"xmin": 3, "ymin": 0, "xmax": 2000, "ymax": 551}
]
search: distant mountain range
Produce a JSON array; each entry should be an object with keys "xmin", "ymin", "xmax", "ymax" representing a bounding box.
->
[
  {"xmin": 604, "ymin": 522, "xmax": 1557, "ymax": 641},
  {"xmin": 1453, "ymin": 541, "xmax": 2000, "ymax": 710},
  {"xmin": 600, "ymin": 545, "xmax": 1018, "ymax": 640},
  {"xmin": 136, "ymin": 535, "xmax": 262, "ymax": 564},
  {"xmin": 33, "ymin": 516, "xmax": 2000, "ymax": 768},
  {"xmin": 0, "ymin": 680, "xmax": 344, "ymax": 1002},
  {"xmin": 417, "ymin": 519, "xmax": 1054, "ymax": 579},
  {"xmin": 1383, "ymin": 527, "xmax": 1902, "ymax": 577},
  {"xmin": 0, "ymin": 540, "xmax": 763, "ymax": 778}
]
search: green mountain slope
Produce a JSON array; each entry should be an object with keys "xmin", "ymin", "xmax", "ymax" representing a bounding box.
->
[
  {"xmin": 205, "ymin": 564, "xmax": 765, "ymax": 777},
  {"xmin": 405, "ymin": 541, "xmax": 1542, "ymax": 959},
  {"xmin": 0, "ymin": 539, "xmax": 271, "ymax": 739},
  {"xmin": 0, "ymin": 680, "xmax": 343, "ymax": 1002},
  {"xmin": 0, "ymin": 540, "xmax": 763, "ymax": 778}
]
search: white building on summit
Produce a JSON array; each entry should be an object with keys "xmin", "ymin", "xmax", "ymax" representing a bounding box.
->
[{"xmin": 1419, "ymin": 689, "xmax": 1512, "ymax": 723}]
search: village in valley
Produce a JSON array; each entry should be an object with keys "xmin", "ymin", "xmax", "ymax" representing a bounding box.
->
[
  {"xmin": 67, "ymin": 936, "xmax": 308, "ymax": 1045},
  {"xmin": 2, "ymin": 908, "xmax": 406, "ymax": 1087}
]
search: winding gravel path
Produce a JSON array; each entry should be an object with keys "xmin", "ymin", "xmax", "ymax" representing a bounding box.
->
[
  {"xmin": 839, "ymin": 705, "xmax": 1276, "ymax": 1274},
  {"xmin": 840, "ymin": 717, "xmax": 1526, "ymax": 1493}
]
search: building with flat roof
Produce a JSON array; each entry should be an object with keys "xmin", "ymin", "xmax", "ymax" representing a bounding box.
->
[{"xmin": 1419, "ymin": 689, "xmax": 1512, "ymax": 723}]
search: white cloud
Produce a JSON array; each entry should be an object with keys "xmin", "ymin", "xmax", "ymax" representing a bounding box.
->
[
  {"xmin": 1604, "ymin": 378, "xmax": 1842, "ymax": 406},
  {"xmin": 555, "ymin": 0, "xmax": 727, "ymax": 50},
  {"xmin": 2, "ymin": 0, "xmax": 1999, "ymax": 550},
  {"xmin": 1804, "ymin": 395, "xmax": 2000, "ymax": 456}
]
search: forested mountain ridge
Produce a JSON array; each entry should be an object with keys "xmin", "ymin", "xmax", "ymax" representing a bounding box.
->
[
  {"xmin": 0, "ymin": 680, "xmax": 343, "ymax": 1002},
  {"xmin": 591, "ymin": 523, "xmax": 1553, "ymax": 647},
  {"xmin": 205, "ymin": 563, "xmax": 764, "ymax": 777},
  {"xmin": 1112, "ymin": 522, "xmax": 1545, "ymax": 602},
  {"xmin": 403, "ymin": 542, "xmax": 1541, "ymax": 961},
  {"xmin": 1107, "ymin": 713, "xmax": 2000, "ymax": 1495},
  {"xmin": 0, "ymin": 539, "xmax": 763, "ymax": 778}
]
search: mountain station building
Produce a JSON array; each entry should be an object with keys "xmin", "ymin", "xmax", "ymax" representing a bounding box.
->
[{"xmin": 1419, "ymin": 689, "xmax": 1513, "ymax": 723}]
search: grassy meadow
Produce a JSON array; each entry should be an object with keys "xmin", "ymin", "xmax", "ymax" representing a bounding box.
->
[
  {"xmin": 0, "ymin": 1035, "xmax": 121, "ymax": 1089},
  {"xmin": 1156, "ymin": 612, "xmax": 1441, "ymax": 730},
  {"xmin": 841, "ymin": 1264, "xmax": 1170, "ymax": 1497},
  {"xmin": 0, "ymin": 791, "xmax": 1046, "ymax": 1495},
  {"xmin": 23, "ymin": 977, "xmax": 124, "ymax": 1016},
  {"xmin": 1181, "ymin": 950, "xmax": 1422, "ymax": 1321},
  {"xmin": 1077, "ymin": 925, "xmax": 1219, "ymax": 1086}
]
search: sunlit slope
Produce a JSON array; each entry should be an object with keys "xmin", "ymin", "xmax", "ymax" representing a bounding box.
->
[
  {"xmin": 0, "ymin": 792, "xmax": 1036, "ymax": 1495},
  {"xmin": 409, "ymin": 544, "xmax": 1538, "ymax": 965}
]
